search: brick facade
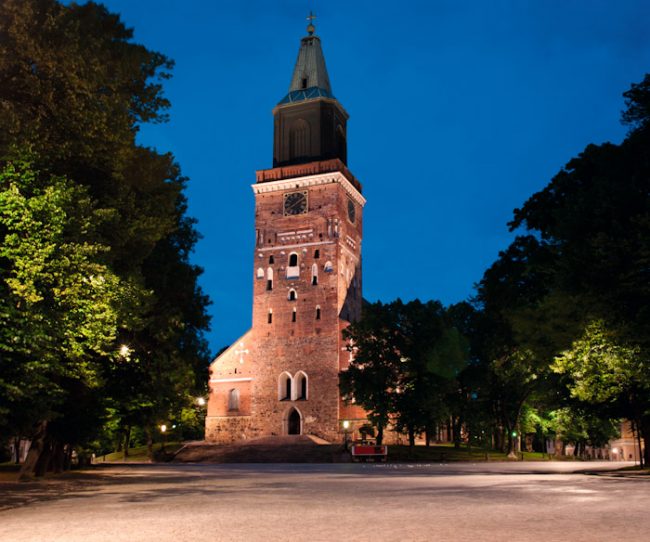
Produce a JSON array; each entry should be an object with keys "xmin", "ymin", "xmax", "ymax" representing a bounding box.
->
[{"xmin": 205, "ymin": 161, "xmax": 368, "ymax": 443}]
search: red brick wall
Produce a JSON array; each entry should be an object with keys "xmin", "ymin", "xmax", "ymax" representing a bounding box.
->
[{"xmin": 206, "ymin": 165, "xmax": 366, "ymax": 444}]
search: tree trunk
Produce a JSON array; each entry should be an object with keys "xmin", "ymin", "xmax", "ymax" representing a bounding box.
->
[
  {"xmin": 146, "ymin": 427, "xmax": 154, "ymax": 461},
  {"xmin": 637, "ymin": 416, "xmax": 649, "ymax": 468},
  {"xmin": 506, "ymin": 433, "xmax": 517, "ymax": 458},
  {"xmin": 376, "ymin": 425, "xmax": 384, "ymax": 446},
  {"xmin": 425, "ymin": 428, "xmax": 431, "ymax": 448},
  {"xmin": 494, "ymin": 427, "xmax": 503, "ymax": 453},
  {"xmin": 18, "ymin": 421, "xmax": 47, "ymax": 480},
  {"xmin": 408, "ymin": 426, "xmax": 415, "ymax": 449},
  {"xmin": 452, "ymin": 417, "xmax": 462, "ymax": 449},
  {"xmin": 123, "ymin": 426, "xmax": 131, "ymax": 460},
  {"xmin": 51, "ymin": 441, "xmax": 65, "ymax": 473},
  {"xmin": 34, "ymin": 437, "xmax": 53, "ymax": 477},
  {"xmin": 64, "ymin": 445, "xmax": 73, "ymax": 471},
  {"xmin": 13, "ymin": 438, "xmax": 21, "ymax": 464}
]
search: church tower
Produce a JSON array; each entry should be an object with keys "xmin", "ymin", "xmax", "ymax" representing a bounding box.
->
[{"xmin": 205, "ymin": 18, "xmax": 366, "ymax": 443}]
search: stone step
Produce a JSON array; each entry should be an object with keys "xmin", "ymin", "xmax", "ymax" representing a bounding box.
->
[{"xmin": 173, "ymin": 435, "xmax": 349, "ymax": 463}]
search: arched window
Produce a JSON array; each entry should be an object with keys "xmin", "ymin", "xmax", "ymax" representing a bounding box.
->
[
  {"xmin": 324, "ymin": 261, "xmax": 333, "ymax": 272},
  {"xmin": 311, "ymin": 263, "xmax": 318, "ymax": 286},
  {"xmin": 288, "ymin": 289, "xmax": 297, "ymax": 301},
  {"xmin": 315, "ymin": 306, "xmax": 321, "ymax": 320},
  {"xmin": 266, "ymin": 267, "xmax": 273, "ymax": 291},
  {"xmin": 256, "ymin": 267, "xmax": 264, "ymax": 279},
  {"xmin": 292, "ymin": 308, "xmax": 297, "ymax": 322},
  {"xmin": 228, "ymin": 389, "xmax": 240, "ymax": 411},
  {"xmin": 314, "ymin": 249, "xmax": 320, "ymax": 259},
  {"xmin": 289, "ymin": 119, "xmax": 310, "ymax": 160},
  {"xmin": 294, "ymin": 372, "xmax": 308, "ymax": 400},
  {"xmin": 268, "ymin": 309, "xmax": 273, "ymax": 324},
  {"xmin": 287, "ymin": 252, "xmax": 299, "ymax": 279},
  {"xmin": 278, "ymin": 372, "xmax": 292, "ymax": 401}
]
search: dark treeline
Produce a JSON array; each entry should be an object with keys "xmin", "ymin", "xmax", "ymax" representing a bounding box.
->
[
  {"xmin": 0, "ymin": 0, "xmax": 211, "ymax": 477},
  {"xmin": 342, "ymin": 74, "xmax": 650, "ymax": 465}
]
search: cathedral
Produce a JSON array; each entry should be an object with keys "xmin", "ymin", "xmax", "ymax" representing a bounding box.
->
[{"xmin": 205, "ymin": 19, "xmax": 367, "ymax": 443}]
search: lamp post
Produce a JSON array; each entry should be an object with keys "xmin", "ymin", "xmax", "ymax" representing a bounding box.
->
[
  {"xmin": 160, "ymin": 424, "xmax": 167, "ymax": 453},
  {"xmin": 342, "ymin": 420, "xmax": 351, "ymax": 451}
]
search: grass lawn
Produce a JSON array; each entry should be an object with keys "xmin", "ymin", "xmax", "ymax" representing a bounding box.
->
[
  {"xmin": 95, "ymin": 442, "xmax": 183, "ymax": 463},
  {"xmin": 386, "ymin": 443, "xmax": 551, "ymax": 462}
]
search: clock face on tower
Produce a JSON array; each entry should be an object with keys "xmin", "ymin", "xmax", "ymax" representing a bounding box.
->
[
  {"xmin": 283, "ymin": 191, "xmax": 308, "ymax": 216},
  {"xmin": 347, "ymin": 199, "xmax": 356, "ymax": 223}
]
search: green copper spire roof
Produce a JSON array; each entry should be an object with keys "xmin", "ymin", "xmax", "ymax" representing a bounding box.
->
[{"xmin": 279, "ymin": 18, "xmax": 334, "ymax": 105}]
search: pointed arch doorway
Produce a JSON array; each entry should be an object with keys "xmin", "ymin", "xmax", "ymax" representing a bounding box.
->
[{"xmin": 285, "ymin": 407, "xmax": 302, "ymax": 435}]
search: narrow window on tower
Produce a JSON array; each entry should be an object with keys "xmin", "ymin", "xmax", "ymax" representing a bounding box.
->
[
  {"xmin": 301, "ymin": 77, "xmax": 308, "ymax": 89},
  {"xmin": 287, "ymin": 252, "xmax": 299, "ymax": 279},
  {"xmin": 295, "ymin": 372, "xmax": 308, "ymax": 400},
  {"xmin": 315, "ymin": 306, "xmax": 321, "ymax": 320},
  {"xmin": 288, "ymin": 289, "xmax": 297, "ymax": 301},
  {"xmin": 314, "ymin": 249, "xmax": 320, "ymax": 259},
  {"xmin": 278, "ymin": 372, "xmax": 292, "ymax": 401},
  {"xmin": 266, "ymin": 267, "xmax": 273, "ymax": 291},
  {"xmin": 269, "ymin": 255, "xmax": 274, "ymax": 264},
  {"xmin": 268, "ymin": 309, "xmax": 273, "ymax": 324},
  {"xmin": 292, "ymin": 308, "xmax": 297, "ymax": 322},
  {"xmin": 311, "ymin": 263, "xmax": 318, "ymax": 286}
]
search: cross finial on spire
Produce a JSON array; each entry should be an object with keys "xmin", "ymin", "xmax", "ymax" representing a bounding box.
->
[{"xmin": 306, "ymin": 11, "xmax": 316, "ymax": 35}]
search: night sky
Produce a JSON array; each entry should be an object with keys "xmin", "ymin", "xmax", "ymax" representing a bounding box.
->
[{"xmin": 99, "ymin": 0, "xmax": 650, "ymax": 354}]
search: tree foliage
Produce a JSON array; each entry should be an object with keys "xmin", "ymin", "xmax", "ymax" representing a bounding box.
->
[
  {"xmin": 341, "ymin": 300, "xmax": 468, "ymax": 446},
  {"xmin": 0, "ymin": 0, "xmax": 211, "ymax": 474}
]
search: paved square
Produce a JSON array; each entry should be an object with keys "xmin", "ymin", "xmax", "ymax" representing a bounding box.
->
[{"xmin": 0, "ymin": 462, "xmax": 646, "ymax": 542}]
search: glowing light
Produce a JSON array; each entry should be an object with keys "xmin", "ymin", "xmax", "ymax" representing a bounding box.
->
[
  {"xmin": 197, "ymin": 397, "xmax": 206, "ymax": 406},
  {"xmin": 160, "ymin": 424, "xmax": 167, "ymax": 433},
  {"xmin": 342, "ymin": 420, "xmax": 350, "ymax": 430},
  {"xmin": 119, "ymin": 344, "xmax": 130, "ymax": 357}
]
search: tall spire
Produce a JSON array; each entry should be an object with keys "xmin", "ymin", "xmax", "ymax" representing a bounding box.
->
[
  {"xmin": 272, "ymin": 14, "xmax": 348, "ymax": 167},
  {"xmin": 279, "ymin": 14, "xmax": 333, "ymax": 104}
]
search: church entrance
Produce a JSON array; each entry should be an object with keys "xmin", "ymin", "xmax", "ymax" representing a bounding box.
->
[{"xmin": 287, "ymin": 408, "xmax": 301, "ymax": 435}]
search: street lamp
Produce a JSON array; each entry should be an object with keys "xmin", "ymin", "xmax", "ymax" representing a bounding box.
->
[
  {"xmin": 160, "ymin": 424, "xmax": 167, "ymax": 452},
  {"xmin": 342, "ymin": 420, "xmax": 351, "ymax": 451}
]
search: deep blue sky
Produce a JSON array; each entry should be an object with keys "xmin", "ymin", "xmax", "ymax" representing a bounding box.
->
[{"xmin": 100, "ymin": 0, "xmax": 650, "ymax": 354}]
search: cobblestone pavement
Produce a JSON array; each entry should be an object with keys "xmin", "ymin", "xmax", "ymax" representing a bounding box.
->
[{"xmin": 0, "ymin": 462, "xmax": 646, "ymax": 542}]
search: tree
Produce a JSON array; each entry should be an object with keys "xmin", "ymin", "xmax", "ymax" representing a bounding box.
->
[
  {"xmin": 341, "ymin": 300, "xmax": 468, "ymax": 447},
  {"xmin": 0, "ymin": 160, "xmax": 134, "ymax": 476},
  {"xmin": 340, "ymin": 302, "xmax": 400, "ymax": 445},
  {"xmin": 0, "ymin": 0, "xmax": 172, "ymax": 170},
  {"xmin": 553, "ymin": 321, "xmax": 646, "ymax": 465},
  {"xmin": 472, "ymin": 237, "xmax": 558, "ymax": 457},
  {"xmin": 0, "ymin": 0, "xmax": 212, "ymax": 472},
  {"xmin": 506, "ymin": 73, "xmax": 650, "ymax": 465}
]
